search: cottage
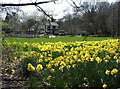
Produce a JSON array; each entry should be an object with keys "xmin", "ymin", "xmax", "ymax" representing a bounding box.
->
[
  {"xmin": 30, "ymin": 21, "xmax": 59, "ymax": 35},
  {"xmin": 45, "ymin": 22, "xmax": 59, "ymax": 34}
]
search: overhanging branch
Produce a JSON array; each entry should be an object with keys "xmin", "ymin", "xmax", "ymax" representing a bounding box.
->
[
  {"xmin": 36, "ymin": 5, "xmax": 55, "ymax": 21},
  {"xmin": 1, "ymin": 0, "xmax": 58, "ymax": 7}
]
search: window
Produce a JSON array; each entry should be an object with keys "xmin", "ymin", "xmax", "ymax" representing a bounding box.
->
[
  {"xmin": 47, "ymin": 26, "xmax": 50, "ymax": 29},
  {"xmin": 53, "ymin": 26, "xmax": 56, "ymax": 29}
]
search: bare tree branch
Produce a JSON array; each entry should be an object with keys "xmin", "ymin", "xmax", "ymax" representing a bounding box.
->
[
  {"xmin": 1, "ymin": 0, "xmax": 58, "ymax": 7},
  {"xmin": 65, "ymin": 0, "xmax": 76, "ymax": 8},
  {"xmin": 71, "ymin": 0, "xmax": 80, "ymax": 8},
  {"xmin": 35, "ymin": 5, "xmax": 55, "ymax": 21}
]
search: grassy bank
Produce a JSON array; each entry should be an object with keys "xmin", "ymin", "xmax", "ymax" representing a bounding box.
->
[{"xmin": 5, "ymin": 36, "xmax": 112, "ymax": 43}]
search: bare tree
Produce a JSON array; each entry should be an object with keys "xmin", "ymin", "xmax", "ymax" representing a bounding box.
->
[{"xmin": 65, "ymin": 0, "xmax": 120, "ymax": 37}]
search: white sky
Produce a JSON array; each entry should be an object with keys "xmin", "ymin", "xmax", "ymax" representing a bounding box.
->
[{"xmin": 0, "ymin": 0, "xmax": 119, "ymax": 19}]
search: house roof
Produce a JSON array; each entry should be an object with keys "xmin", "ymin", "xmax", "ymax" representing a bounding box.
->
[{"xmin": 46, "ymin": 22, "xmax": 59, "ymax": 26}]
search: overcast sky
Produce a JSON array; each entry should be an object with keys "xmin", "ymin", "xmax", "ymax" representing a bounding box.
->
[{"xmin": 0, "ymin": 0, "xmax": 118, "ymax": 19}]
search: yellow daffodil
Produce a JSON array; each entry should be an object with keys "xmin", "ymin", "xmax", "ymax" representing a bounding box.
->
[
  {"xmin": 111, "ymin": 68, "xmax": 118, "ymax": 75},
  {"xmin": 102, "ymin": 84, "xmax": 107, "ymax": 88},
  {"xmin": 11, "ymin": 69, "xmax": 15, "ymax": 73},
  {"xmin": 47, "ymin": 75, "xmax": 52, "ymax": 80},
  {"xmin": 90, "ymin": 58, "xmax": 94, "ymax": 61},
  {"xmin": 60, "ymin": 61, "xmax": 66, "ymax": 66},
  {"xmin": 113, "ymin": 56, "xmax": 117, "ymax": 60},
  {"xmin": 72, "ymin": 64, "xmax": 76, "ymax": 68},
  {"xmin": 104, "ymin": 55, "xmax": 111, "ymax": 60},
  {"xmin": 14, "ymin": 57, "xmax": 17, "ymax": 60},
  {"xmin": 77, "ymin": 59, "xmax": 81, "ymax": 62},
  {"xmin": 96, "ymin": 57, "xmax": 102, "ymax": 63},
  {"xmin": 39, "ymin": 59, "xmax": 43, "ymax": 62},
  {"xmin": 50, "ymin": 69, "xmax": 55, "ymax": 73},
  {"xmin": 19, "ymin": 58, "xmax": 22, "ymax": 61},
  {"xmin": 66, "ymin": 65, "xmax": 71, "ymax": 69},
  {"xmin": 59, "ymin": 65, "xmax": 64, "ymax": 70},
  {"xmin": 36, "ymin": 64, "xmax": 43, "ymax": 71},
  {"xmin": 84, "ymin": 77, "xmax": 87, "ymax": 81},
  {"xmin": 40, "ymin": 55, "xmax": 44, "ymax": 58},
  {"xmin": 104, "ymin": 59, "xmax": 109, "ymax": 62},
  {"xmin": 105, "ymin": 70, "xmax": 110, "ymax": 75},
  {"xmin": 46, "ymin": 64, "xmax": 52, "ymax": 69},
  {"xmin": 116, "ymin": 59, "xmax": 120, "ymax": 63},
  {"xmin": 49, "ymin": 61, "xmax": 55, "ymax": 64},
  {"xmin": 27, "ymin": 63, "xmax": 35, "ymax": 71}
]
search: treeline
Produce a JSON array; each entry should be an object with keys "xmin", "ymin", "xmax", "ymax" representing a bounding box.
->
[
  {"xmin": 58, "ymin": 2, "xmax": 120, "ymax": 37},
  {"xmin": 1, "ymin": 12, "xmax": 49, "ymax": 35},
  {"xmin": 1, "ymin": 1, "xmax": 120, "ymax": 37}
]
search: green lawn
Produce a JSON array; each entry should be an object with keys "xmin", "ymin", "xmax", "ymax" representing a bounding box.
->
[{"xmin": 5, "ymin": 36, "xmax": 113, "ymax": 43}]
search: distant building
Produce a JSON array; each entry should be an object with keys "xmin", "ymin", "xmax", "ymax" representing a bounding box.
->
[
  {"xmin": 29, "ymin": 21, "xmax": 59, "ymax": 35},
  {"xmin": 5, "ymin": 21, "xmax": 59, "ymax": 37},
  {"xmin": 45, "ymin": 22, "xmax": 59, "ymax": 34}
]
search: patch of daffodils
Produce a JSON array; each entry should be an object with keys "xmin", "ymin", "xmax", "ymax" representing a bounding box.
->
[{"xmin": 7, "ymin": 39, "xmax": 120, "ymax": 87}]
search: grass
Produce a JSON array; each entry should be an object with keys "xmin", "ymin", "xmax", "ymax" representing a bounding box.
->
[{"xmin": 5, "ymin": 36, "xmax": 113, "ymax": 43}]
